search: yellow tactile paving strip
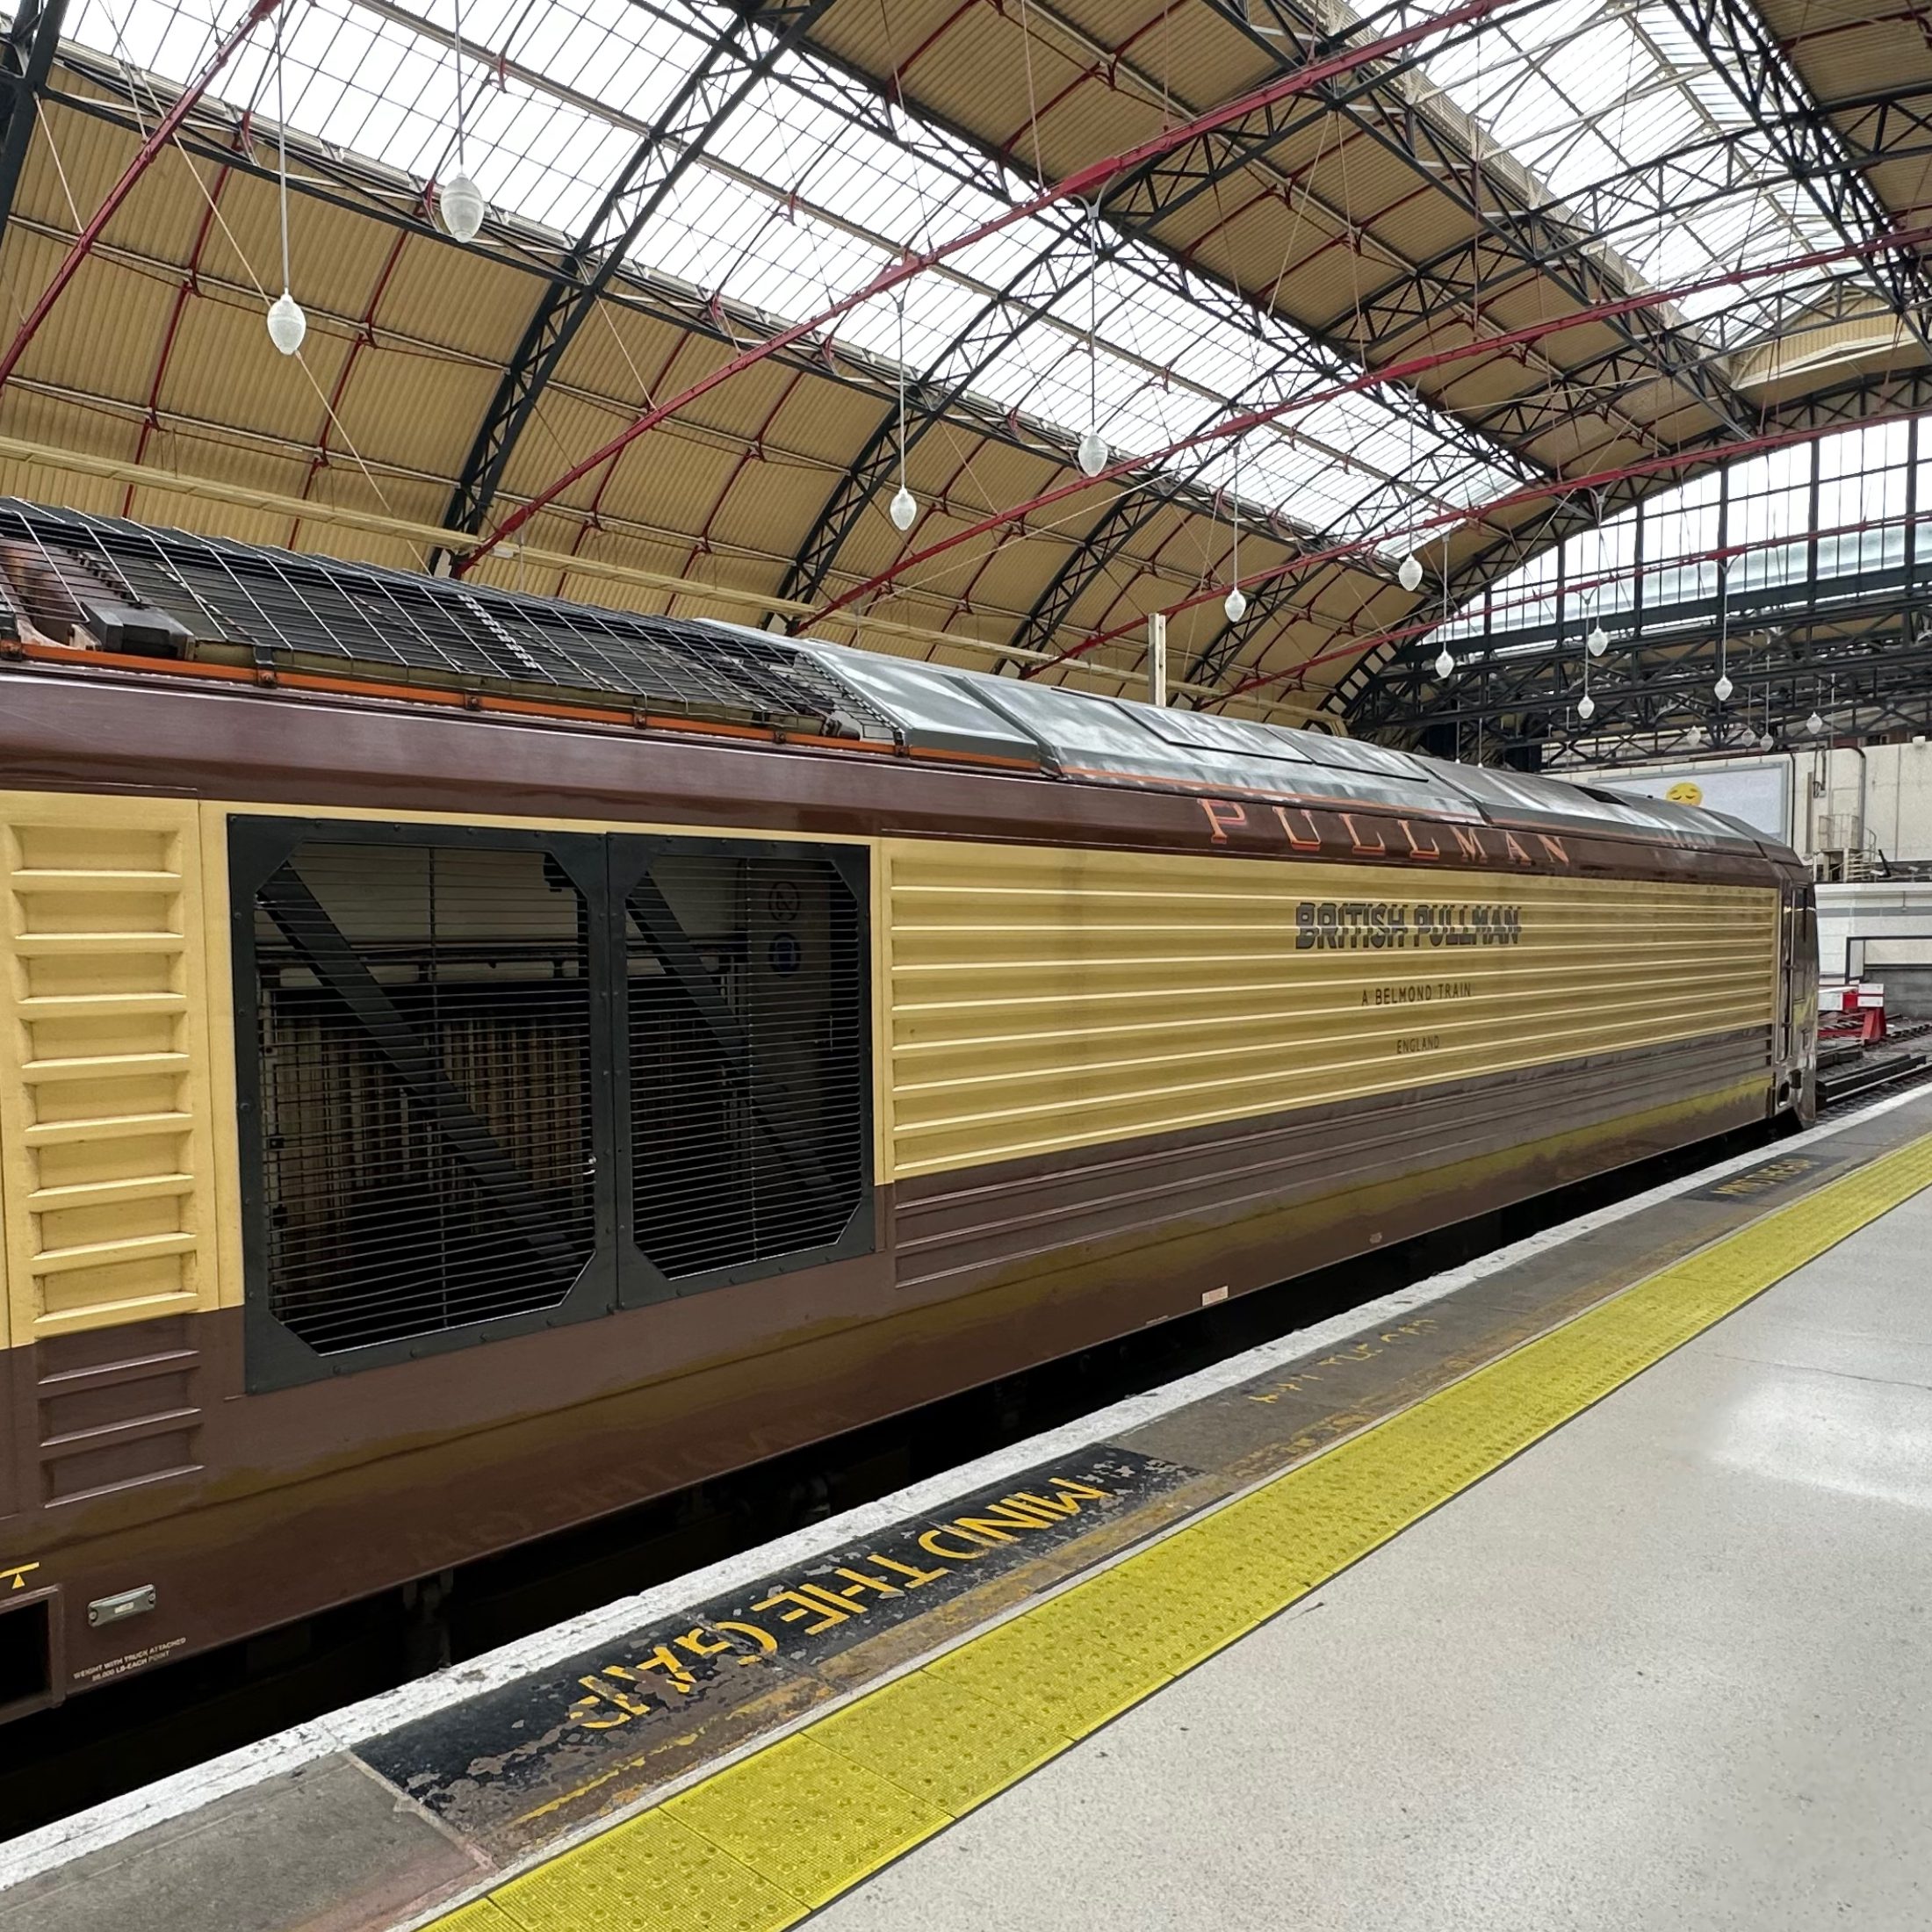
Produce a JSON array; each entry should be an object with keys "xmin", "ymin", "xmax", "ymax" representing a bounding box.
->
[{"xmin": 428, "ymin": 1130, "xmax": 1932, "ymax": 1932}]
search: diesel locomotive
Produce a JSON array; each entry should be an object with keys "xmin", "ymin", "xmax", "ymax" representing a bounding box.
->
[{"xmin": 0, "ymin": 501, "xmax": 1816, "ymax": 1719}]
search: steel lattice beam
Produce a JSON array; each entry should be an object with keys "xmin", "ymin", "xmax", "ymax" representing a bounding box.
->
[
  {"xmin": 1370, "ymin": 599, "xmax": 1932, "ymax": 768},
  {"xmin": 458, "ymin": 0, "xmax": 1539, "ymax": 573},
  {"xmin": 815, "ymin": 227, "xmax": 1932, "ymax": 647},
  {"xmin": 1196, "ymin": 245, "xmax": 1930, "ymax": 709},
  {"xmin": 1339, "ymin": 369, "xmax": 1932, "ymax": 746},
  {"xmin": 1010, "ymin": 82, "xmax": 1932, "ymax": 674},
  {"xmin": 1043, "ymin": 366, "xmax": 1932, "ymax": 715},
  {"xmin": 818, "ymin": 0, "xmax": 1921, "ymax": 661},
  {"xmin": 1229, "ymin": 0, "xmax": 1753, "ymax": 437},
  {"xmin": 0, "ymin": 0, "xmax": 64, "ymax": 238},
  {"xmin": 434, "ymin": 0, "xmax": 838, "ymax": 554},
  {"xmin": 776, "ymin": 0, "xmax": 1555, "ymax": 617},
  {"xmin": 1662, "ymin": 0, "xmax": 1932, "ymax": 351}
]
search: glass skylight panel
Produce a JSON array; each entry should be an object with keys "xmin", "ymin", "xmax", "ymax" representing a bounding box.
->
[
  {"xmin": 1431, "ymin": 421, "xmax": 1917, "ymax": 646},
  {"xmin": 67, "ymin": 0, "xmax": 1530, "ymax": 558},
  {"xmin": 1421, "ymin": 0, "xmax": 1877, "ymax": 338}
]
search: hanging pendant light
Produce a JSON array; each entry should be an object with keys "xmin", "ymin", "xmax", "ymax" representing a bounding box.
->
[
  {"xmin": 1758, "ymin": 730, "xmax": 1776, "ymax": 752},
  {"xmin": 439, "ymin": 171, "xmax": 485, "ymax": 245},
  {"xmin": 1397, "ymin": 552, "xmax": 1424, "ymax": 593},
  {"xmin": 1222, "ymin": 443, "xmax": 1247, "ymax": 628},
  {"xmin": 1806, "ymin": 709, "xmax": 1826, "ymax": 736},
  {"xmin": 1577, "ymin": 692, "xmax": 1597, "ymax": 723},
  {"xmin": 438, "ymin": 0, "xmax": 485, "ymax": 244},
  {"xmin": 1714, "ymin": 672, "xmax": 1734, "ymax": 703},
  {"xmin": 266, "ymin": 10, "xmax": 305, "ymax": 356},
  {"xmin": 1586, "ymin": 622, "xmax": 1608, "ymax": 658},
  {"xmin": 266, "ymin": 289, "xmax": 306, "ymax": 355},
  {"xmin": 1078, "ymin": 201, "xmax": 1107, "ymax": 479},
  {"xmin": 1685, "ymin": 724, "xmax": 1705, "ymax": 749},
  {"xmin": 884, "ymin": 290, "xmax": 916, "ymax": 532},
  {"xmin": 1434, "ymin": 647, "xmax": 1453, "ymax": 681}
]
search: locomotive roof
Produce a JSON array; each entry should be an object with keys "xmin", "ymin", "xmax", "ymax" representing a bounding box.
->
[{"xmin": 0, "ymin": 498, "xmax": 1770, "ymax": 856}]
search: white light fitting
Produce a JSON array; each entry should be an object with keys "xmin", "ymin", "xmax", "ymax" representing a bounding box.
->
[
  {"xmin": 266, "ymin": 290, "xmax": 306, "ymax": 355},
  {"xmin": 439, "ymin": 171, "xmax": 485, "ymax": 244}
]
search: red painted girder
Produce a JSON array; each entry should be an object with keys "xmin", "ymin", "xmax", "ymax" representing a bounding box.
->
[
  {"xmin": 458, "ymin": 0, "xmax": 1530, "ymax": 573},
  {"xmin": 0, "ymin": 0, "xmax": 291, "ymax": 393},
  {"xmin": 829, "ymin": 217, "xmax": 1932, "ymax": 643}
]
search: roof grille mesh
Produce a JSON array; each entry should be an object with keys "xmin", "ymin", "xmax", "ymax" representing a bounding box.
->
[{"xmin": 0, "ymin": 498, "xmax": 898, "ymax": 737}]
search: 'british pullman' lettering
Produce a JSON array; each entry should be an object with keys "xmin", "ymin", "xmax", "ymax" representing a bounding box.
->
[{"xmin": 1295, "ymin": 899, "xmax": 1524, "ymax": 950}]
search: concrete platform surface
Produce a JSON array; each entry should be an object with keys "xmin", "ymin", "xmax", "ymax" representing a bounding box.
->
[{"xmin": 809, "ymin": 1188, "xmax": 1932, "ymax": 1932}]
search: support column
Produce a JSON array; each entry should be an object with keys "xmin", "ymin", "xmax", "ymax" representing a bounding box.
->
[{"xmin": 1147, "ymin": 612, "xmax": 1168, "ymax": 708}]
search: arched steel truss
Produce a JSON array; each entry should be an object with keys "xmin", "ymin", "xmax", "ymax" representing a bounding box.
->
[
  {"xmin": 782, "ymin": 0, "xmax": 1932, "ymax": 670},
  {"xmin": 434, "ymin": 0, "xmax": 840, "ymax": 556},
  {"xmin": 775, "ymin": 0, "xmax": 1555, "ymax": 616},
  {"xmin": 0, "ymin": 0, "xmax": 65, "ymax": 238},
  {"xmin": 459, "ymin": 0, "xmax": 1535, "ymax": 573}
]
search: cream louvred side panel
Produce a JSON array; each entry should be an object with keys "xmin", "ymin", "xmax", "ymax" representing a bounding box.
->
[
  {"xmin": 883, "ymin": 840, "xmax": 1779, "ymax": 1179},
  {"xmin": 0, "ymin": 793, "xmax": 221, "ymax": 1339}
]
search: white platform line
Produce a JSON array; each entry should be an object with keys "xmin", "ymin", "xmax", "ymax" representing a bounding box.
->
[{"xmin": 3, "ymin": 1085, "xmax": 1922, "ymax": 1892}]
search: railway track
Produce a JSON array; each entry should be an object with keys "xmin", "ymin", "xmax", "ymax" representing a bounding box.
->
[{"xmin": 1816, "ymin": 1022, "xmax": 1932, "ymax": 1108}]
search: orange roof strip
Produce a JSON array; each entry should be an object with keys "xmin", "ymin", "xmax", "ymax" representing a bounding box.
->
[{"xmin": 2, "ymin": 638, "xmax": 1041, "ymax": 769}]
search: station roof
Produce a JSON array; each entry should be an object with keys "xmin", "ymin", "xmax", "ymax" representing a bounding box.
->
[{"xmin": 0, "ymin": 0, "xmax": 1926, "ymax": 730}]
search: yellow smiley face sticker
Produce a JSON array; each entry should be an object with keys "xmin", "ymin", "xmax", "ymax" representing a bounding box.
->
[{"xmin": 1666, "ymin": 780, "xmax": 1705, "ymax": 805}]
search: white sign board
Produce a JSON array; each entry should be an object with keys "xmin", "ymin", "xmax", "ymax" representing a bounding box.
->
[{"xmin": 1600, "ymin": 761, "xmax": 1791, "ymax": 843}]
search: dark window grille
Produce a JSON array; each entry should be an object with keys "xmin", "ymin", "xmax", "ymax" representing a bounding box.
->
[
  {"xmin": 627, "ymin": 848, "xmax": 867, "ymax": 1280},
  {"xmin": 251, "ymin": 840, "xmax": 595, "ymax": 1355}
]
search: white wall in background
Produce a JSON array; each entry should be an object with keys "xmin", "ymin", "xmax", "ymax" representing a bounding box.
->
[
  {"xmin": 1578, "ymin": 739, "xmax": 1932, "ymax": 861},
  {"xmin": 1601, "ymin": 761, "xmax": 1790, "ymax": 840}
]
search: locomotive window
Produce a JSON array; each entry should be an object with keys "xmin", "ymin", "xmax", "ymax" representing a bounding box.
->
[{"xmin": 622, "ymin": 842, "xmax": 870, "ymax": 1287}]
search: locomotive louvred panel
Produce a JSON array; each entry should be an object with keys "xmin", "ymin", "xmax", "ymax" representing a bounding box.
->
[
  {"xmin": 624, "ymin": 846, "xmax": 868, "ymax": 1282},
  {"xmin": 882, "ymin": 840, "xmax": 1782, "ymax": 1179},
  {"xmin": 246, "ymin": 838, "xmax": 597, "ymax": 1357},
  {"xmin": 0, "ymin": 793, "xmax": 221, "ymax": 1343}
]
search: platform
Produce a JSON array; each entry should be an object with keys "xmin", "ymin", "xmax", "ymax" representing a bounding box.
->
[{"xmin": 5, "ymin": 1090, "xmax": 1932, "ymax": 1932}]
